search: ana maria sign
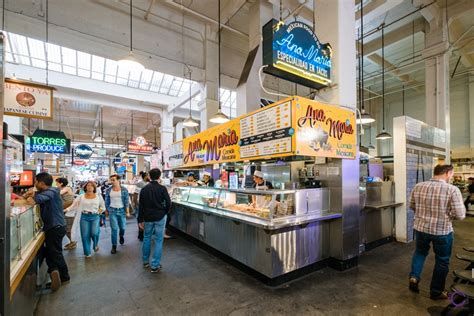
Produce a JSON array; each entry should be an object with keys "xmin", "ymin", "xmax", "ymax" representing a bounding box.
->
[
  {"xmin": 263, "ymin": 19, "xmax": 332, "ymax": 89},
  {"xmin": 26, "ymin": 129, "xmax": 71, "ymax": 154}
]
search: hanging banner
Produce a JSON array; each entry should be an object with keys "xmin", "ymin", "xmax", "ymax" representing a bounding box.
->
[
  {"xmin": 127, "ymin": 137, "xmax": 154, "ymax": 155},
  {"xmin": 293, "ymin": 97, "xmax": 356, "ymax": 159},
  {"xmin": 182, "ymin": 119, "xmax": 240, "ymax": 168},
  {"xmin": 74, "ymin": 144, "xmax": 93, "ymax": 159},
  {"xmin": 262, "ymin": 19, "xmax": 332, "ymax": 89},
  {"xmin": 164, "ymin": 141, "xmax": 183, "ymax": 170},
  {"xmin": 26, "ymin": 129, "xmax": 71, "ymax": 154},
  {"xmin": 4, "ymin": 79, "xmax": 54, "ymax": 119}
]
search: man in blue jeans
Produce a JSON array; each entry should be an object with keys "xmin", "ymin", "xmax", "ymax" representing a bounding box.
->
[
  {"xmin": 138, "ymin": 168, "xmax": 171, "ymax": 273},
  {"xmin": 408, "ymin": 164, "xmax": 466, "ymax": 300},
  {"xmin": 105, "ymin": 174, "xmax": 130, "ymax": 254}
]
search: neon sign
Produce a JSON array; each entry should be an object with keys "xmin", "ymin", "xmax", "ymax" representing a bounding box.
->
[
  {"xmin": 26, "ymin": 129, "xmax": 71, "ymax": 154},
  {"xmin": 74, "ymin": 144, "xmax": 93, "ymax": 159},
  {"xmin": 263, "ymin": 19, "xmax": 332, "ymax": 89}
]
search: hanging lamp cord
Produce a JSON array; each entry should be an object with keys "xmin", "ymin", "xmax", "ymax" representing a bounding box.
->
[
  {"xmin": 360, "ymin": 0, "xmax": 364, "ymax": 112},
  {"xmin": 130, "ymin": 0, "xmax": 133, "ymax": 52},
  {"xmin": 45, "ymin": 0, "xmax": 49, "ymax": 86},
  {"xmin": 217, "ymin": 0, "xmax": 221, "ymax": 110},
  {"xmin": 381, "ymin": 25, "xmax": 385, "ymax": 129}
]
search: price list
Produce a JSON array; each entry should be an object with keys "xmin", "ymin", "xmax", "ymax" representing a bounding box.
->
[{"xmin": 239, "ymin": 102, "xmax": 292, "ymax": 158}]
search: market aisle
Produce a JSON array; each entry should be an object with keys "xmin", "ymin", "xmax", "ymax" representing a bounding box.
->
[{"xmin": 35, "ymin": 217, "xmax": 473, "ymax": 315}]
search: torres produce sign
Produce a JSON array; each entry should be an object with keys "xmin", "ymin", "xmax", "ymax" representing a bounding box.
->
[
  {"xmin": 26, "ymin": 129, "xmax": 71, "ymax": 154},
  {"xmin": 182, "ymin": 119, "xmax": 240, "ymax": 168},
  {"xmin": 263, "ymin": 19, "xmax": 332, "ymax": 89},
  {"xmin": 4, "ymin": 79, "xmax": 54, "ymax": 119}
]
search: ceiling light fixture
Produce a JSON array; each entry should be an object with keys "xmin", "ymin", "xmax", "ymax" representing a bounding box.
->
[
  {"xmin": 94, "ymin": 106, "xmax": 105, "ymax": 142},
  {"xmin": 209, "ymin": 0, "xmax": 230, "ymax": 124},
  {"xmin": 117, "ymin": 0, "xmax": 145, "ymax": 72},
  {"xmin": 376, "ymin": 26, "xmax": 392, "ymax": 140}
]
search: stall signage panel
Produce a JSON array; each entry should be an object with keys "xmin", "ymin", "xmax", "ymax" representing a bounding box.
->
[
  {"xmin": 164, "ymin": 141, "xmax": 183, "ymax": 169},
  {"xmin": 26, "ymin": 129, "xmax": 71, "ymax": 154},
  {"xmin": 182, "ymin": 120, "xmax": 240, "ymax": 168},
  {"xmin": 4, "ymin": 79, "xmax": 54, "ymax": 119},
  {"xmin": 239, "ymin": 100, "xmax": 293, "ymax": 159},
  {"xmin": 127, "ymin": 137, "xmax": 154, "ymax": 155},
  {"xmin": 293, "ymin": 98, "xmax": 356, "ymax": 159},
  {"xmin": 74, "ymin": 144, "xmax": 93, "ymax": 159},
  {"xmin": 263, "ymin": 19, "xmax": 332, "ymax": 89}
]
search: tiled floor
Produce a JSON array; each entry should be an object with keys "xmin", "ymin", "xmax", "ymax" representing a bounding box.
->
[{"xmin": 35, "ymin": 217, "xmax": 474, "ymax": 315}]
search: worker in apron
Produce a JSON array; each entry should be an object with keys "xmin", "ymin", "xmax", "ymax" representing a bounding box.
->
[{"xmin": 252, "ymin": 171, "xmax": 273, "ymax": 208}]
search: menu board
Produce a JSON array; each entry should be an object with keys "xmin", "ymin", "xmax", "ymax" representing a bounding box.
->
[{"xmin": 239, "ymin": 101, "xmax": 292, "ymax": 158}]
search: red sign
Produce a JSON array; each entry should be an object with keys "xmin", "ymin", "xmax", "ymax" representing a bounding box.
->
[{"xmin": 127, "ymin": 140, "xmax": 154, "ymax": 155}]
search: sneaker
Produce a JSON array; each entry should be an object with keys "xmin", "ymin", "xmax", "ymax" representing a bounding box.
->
[
  {"xmin": 50, "ymin": 270, "xmax": 61, "ymax": 291},
  {"xmin": 94, "ymin": 246, "xmax": 99, "ymax": 252},
  {"xmin": 430, "ymin": 291, "xmax": 448, "ymax": 300},
  {"xmin": 143, "ymin": 263, "xmax": 150, "ymax": 269},
  {"xmin": 150, "ymin": 265, "xmax": 162, "ymax": 273},
  {"xmin": 119, "ymin": 235, "xmax": 125, "ymax": 245},
  {"xmin": 408, "ymin": 277, "xmax": 419, "ymax": 293},
  {"xmin": 111, "ymin": 246, "xmax": 117, "ymax": 254},
  {"xmin": 61, "ymin": 276, "xmax": 71, "ymax": 284},
  {"xmin": 85, "ymin": 254, "xmax": 92, "ymax": 258}
]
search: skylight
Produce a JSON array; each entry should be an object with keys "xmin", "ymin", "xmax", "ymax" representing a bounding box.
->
[{"xmin": 5, "ymin": 32, "xmax": 195, "ymax": 97}]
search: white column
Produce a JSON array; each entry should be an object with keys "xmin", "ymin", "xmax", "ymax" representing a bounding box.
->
[
  {"xmin": 469, "ymin": 74, "xmax": 474, "ymax": 156},
  {"xmin": 160, "ymin": 110, "xmax": 174, "ymax": 152},
  {"xmin": 199, "ymin": 82, "xmax": 219, "ymax": 131},
  {"xmin": 175, "ymin": 121, "xmax": 184, "ymax": 142},
  {"xmin": 236, "ymin": 0, "xmax": 274, "ymax": 116}
]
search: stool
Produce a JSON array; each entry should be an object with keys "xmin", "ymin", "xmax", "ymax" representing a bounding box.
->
[
  {"xmin": 453, "ymin": 270, "xmax": 474, "ymax": 284},
  {"xmin": 441, "ymin": 284, "xmax": 474, "ymax": 315},
  {"xmin": 463, "ymin": 247, "xmax": 474, "ymax": 253}
]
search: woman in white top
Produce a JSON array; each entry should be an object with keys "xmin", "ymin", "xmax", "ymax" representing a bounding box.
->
[{"xmin": 66, "ymin": 181, "xmax": 105, "ymax": 258}]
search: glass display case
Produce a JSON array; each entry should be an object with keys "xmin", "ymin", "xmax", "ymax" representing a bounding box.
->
[
  {"xmin": 10, "ymin": 205, "xmax": 42, "ymax": 264},
  {"xmin": 172, "ymin": 187, "xmax": 328, "ymax": 220}
]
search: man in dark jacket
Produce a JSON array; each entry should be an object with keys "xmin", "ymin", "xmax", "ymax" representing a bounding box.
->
[
  {"xmin": 138, "ymin": 168, "xmax": 171, "ymax": 273},
  {"xmin": 27, "ymin": 172, "xmax": 70, "ymax": 291}
]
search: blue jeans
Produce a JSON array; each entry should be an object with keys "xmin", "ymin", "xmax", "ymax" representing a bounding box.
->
[
  {"xmin": 142, "ymin": 216, "xmax": 167, "ymax": 269},
  {"xmin": 409, "ymin": 230, "xmax": 453, "ymax": 296},
  {"xmin": 80, "ymin": 213, "xmax": 100, "ymax": 256},
  {"xmin": 109, "ymin": 208, "xmax": 126, "ymax": 246}
]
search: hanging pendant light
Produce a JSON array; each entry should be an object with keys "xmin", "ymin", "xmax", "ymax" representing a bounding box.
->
[
  {"xmin": 356, "ymin": 1, "xmax": 375, "ymax": 126},
  {"xmin": 94, "ymin": 106, "xmax": 106, "ymax": 142},
  {"xmin": 376, "ymin": 26, "xmax": 392, "ymax": 140},
  {"xmin": 117, "ymin": 0, "xmax": 145, "ymax": 72},
  {"xmin": 209, "ymin": 0, "xmax": 230, "ymax": 124}
]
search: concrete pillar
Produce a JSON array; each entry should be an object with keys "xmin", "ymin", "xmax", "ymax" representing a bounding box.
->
[
  {"xmin": 469, "ymin": 74, "xmax": 474, "ymax": 157},
  {"xmin": 314, "ymin": 0, "xmax": 359, "ymax": 262},
  {"xmin": 175, "ymin": 121, "xmax": 184, "ymax": 142},
  {"xmin": 3, "ymin": 115, "xmax": 22, "ymax": 134},
  {"xmin": 422, "ymin": 7, "xmax": 451, "ymax": 162},
  {"xmin": 136, "ymin": 155, "xmax": 145, "ymax": 174},
  {"xmin": 160, "ymin": 110, "xmax": 174, "ymax": 152},
  {"xmin": 236, "ymin": 0, "xmax": 274, "ymax": 116},
  {"xmin": 199, "ymin": 83, "xmax": 219, "ymax": 131}
]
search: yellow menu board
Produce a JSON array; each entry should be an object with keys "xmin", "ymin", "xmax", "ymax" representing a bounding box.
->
[
  {"xmin": 182, "ymin": 118, "xmax": 240, "ymax": 168},
  {"xmin": 293, "ymin": 97, "xmax": 356, "ymax": 159},
  {"xmin": 178, "ymin": 96, "xmax": 356, "ymax": 168}
]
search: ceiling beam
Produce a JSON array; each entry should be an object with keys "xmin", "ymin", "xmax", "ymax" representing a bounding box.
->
[
  {"xmin": 221, "ymin": 0, "xmax": 247, "ymax": 26},
  {"xmin": 167, "ymin": 83, "xmax": 201, "ymax": 113},
  {"xmin": 449, "ymin": 19, "xmax": 474, "ymax": 68},
  {"xmin": 356, "ymin": 0, "xmax": 404, "ymax": 28},
  {"xmin": 367, "ymin": 53, "xmax": 423, "ymax": 92},
  {"xmin": 360, "ymin": 18, "xmax": 426, "ymax": 56}
]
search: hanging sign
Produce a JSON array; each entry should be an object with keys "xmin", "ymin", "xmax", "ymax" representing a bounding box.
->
[
  {"xmin": 127, "ymin": 137, "xmax": 154, "ymax": 155},
  {"xmin": 74, "ymin": 144, "xmax": 93, "ymax": 159},
  {"xmin": 4, "ymin": 79, "xmax": 54, "ymax": 119},
  {"xmin": 26, "ymin": 129, "xmax": 71, "ymax": 154},
  {"xmin": 163, "ymin": 141, "xmax": 183, "ymax": 170},
  {"xmin": 262, "ymin": 19, "xmax": 332, "ymax": 89},
  {"xmin": 293, "ymin": 98, "xmax": 356, "ymax": 159},
  {"xmin": 182, "ymin": 119, "xmax": 240, "ymax": 168}
]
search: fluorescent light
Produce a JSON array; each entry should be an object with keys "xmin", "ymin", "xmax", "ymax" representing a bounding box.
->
[
  {"xmin": 209, "ymin": 109, "xmax": 230, "ymax": 124},
  {"xmin": 117, "ymin": 51, "xmax": 145, "ymax": 72},
  {"xmin": 376, "ymin": 130, "xmax": 392, "ymax": 140},
  {"xmin": 183, "ymin": 116, "xmax": 199, "ymax": 127}
]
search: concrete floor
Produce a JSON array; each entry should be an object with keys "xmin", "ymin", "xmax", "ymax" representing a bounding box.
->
[{"xmin": 35, "ymin": 217, "xmax": 473, "ymax": 316}]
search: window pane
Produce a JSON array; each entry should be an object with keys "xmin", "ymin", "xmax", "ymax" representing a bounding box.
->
[
  {"xmin": 139, "ymin": 69, "xmax": 153, "ymax": 89},
  {"xmin": 27, "ymin": 38, "xmax": 45, "ymax": 68},
  {"xmin": 77, "ymin": 51, "xmax": 91, "ymax": 71},
  {"xmin": 105, "ymin": 59, "xmax": 118, "ymax": 75},
  {"xmin": 10, "ymin": 34, "xmax": 30, "ymax": 65},
  {"xmin": 62, "ymin": 47, "xmax": 76, "ymax": 67}
]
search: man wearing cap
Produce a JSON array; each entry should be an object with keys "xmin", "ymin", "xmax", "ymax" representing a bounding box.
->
[
  {"xmin": 197, "ymin": 171, "xmax": 215, "ymax": 187},
  {"xmin": 252, "ymin": 170, "xmax": 273, "ymax": 190}
]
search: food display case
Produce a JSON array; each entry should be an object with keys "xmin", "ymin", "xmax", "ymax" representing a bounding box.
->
[{"xmin": 170, "ymin": 186, "xmax": 340, "ymax": 281}]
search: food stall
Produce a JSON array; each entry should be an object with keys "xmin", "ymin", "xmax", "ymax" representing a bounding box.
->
[{"xmin": 166, "ymin": 97, "xmax": 360, "ymax": 284}]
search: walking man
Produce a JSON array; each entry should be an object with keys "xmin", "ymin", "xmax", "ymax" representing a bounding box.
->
[
  {"xmin": 105, "ymin": 174, "xmax": 130, "ymax": 254},
  {"xmin": 408, "ymin": 164, "xmax": 466, "ymax": 300},
  {"xmin": 27, "ymin": 172, "xmax": 70, "ymax": 291},
  {"xmin": 138, "ymin": 168, "xmax": 171, "ymax": 273}
]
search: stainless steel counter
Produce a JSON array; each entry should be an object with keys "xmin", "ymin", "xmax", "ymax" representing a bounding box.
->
[
  {"xmin": 174, "ymin": 200, "xmax": 341, "ymax": 230},
  {"xmin": 364, "ymin": 201, "xmax": 403, "ymax": 210}
]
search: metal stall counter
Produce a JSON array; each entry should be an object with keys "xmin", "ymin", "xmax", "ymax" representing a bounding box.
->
[{"xmin": 169, "ymin": 186, "xmax": 341, "ymax": 284}]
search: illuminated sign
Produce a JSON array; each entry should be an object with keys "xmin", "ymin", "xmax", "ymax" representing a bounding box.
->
[
  {"xmin": 127, "ymin": 138, "xmax": 154, "ymax": 155},
  {"xmin": 74, "ymin": 144, "xmax": 93, "ymax": 159},
  {"xmin": 26, "ymin": 129, "xmax": 71, "ymax": 154},
  {"xmin": 263, "ymin": 19, "xmax": 332, "ymax": 89}
]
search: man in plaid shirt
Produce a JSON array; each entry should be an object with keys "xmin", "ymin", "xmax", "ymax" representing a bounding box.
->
[{"xmin": 408, "ymin": 164, "xmax": 466, "ymax": 300}]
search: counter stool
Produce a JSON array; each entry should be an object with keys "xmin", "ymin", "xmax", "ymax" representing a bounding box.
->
[
  {"xmin": 463, "ymin": 247, "xmax": 474, "ymax": 253},
  {"xmin": 456, "ymin": 253, "xmax": 474, "ymax": 270},
  {"xmin": 453, "ymin": 270, "xmax": 474, "ymax": 284}
]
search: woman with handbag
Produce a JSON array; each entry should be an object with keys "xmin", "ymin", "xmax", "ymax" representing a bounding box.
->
[
  {"xmin": 56, "ymin": 177, "xmax": 77, "ymax": 250},
  {"xmin": 66, "ymin": 181, "xmax": 105, "ymax": 258}
]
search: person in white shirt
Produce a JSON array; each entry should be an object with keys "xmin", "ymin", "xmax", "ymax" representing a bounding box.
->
[{"xmin": 66, "ymin": 181, "xmax": 105, "ymax": 258}]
